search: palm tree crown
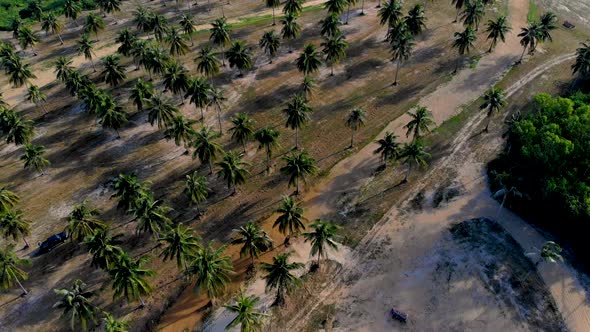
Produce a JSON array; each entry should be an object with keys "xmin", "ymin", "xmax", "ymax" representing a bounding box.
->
[
  {"xmin": 259, "ymin": 30, "xmax": 281, "ymax": 63},
  {"xmin": 280, "ymin": 150, "xmax": 318, "ymax": 194},
  {"xmin": 229, "ymin": 113, "xmax": 255, "ymax": 152},
  {"xmin": 346, "ymin": 108, "xmax": 366, "ymax": 147},
  {"xmin": 20, "ymin": 143, "xmax": 50, "ymax": 174},
  {"xmin": 303, "ymin": 219, "xmax": 339, "ymax": 267},
  {"xmin": 404, "ymin": 3, "xmax": 426, "ymax": 36},
  {"xmin": 283, "ymin": 94, "xmax": 312, "ymax": 149},
  {"xmin": 0, "ymin": 244, "xmax": 30, "ymax": 294},
  {"xmin": 109, "ymin": 253, "xmax": 155, "ymax": 306},
  {"xmin": 84, "ymin": 227, "xmax": 124, "ymax": 270},
  {"xmin": 404, "ymin": 106, "xmax": 434, "ymax": 140},
  {"xmin": 0, "ymin": 209, "xmax": 31, "ymax": 247},
  {"xmin": 66, "ymin": 201, "xmax": 106, "ymax": 242},
  {"xmin": 0, "ymin": 187, "xmax": 19, "ymax": 213},
  {"xmin": 274, "ymin": 196, "xmax": 306, "ymax": 242},
  {"xmin": 186, "ymin": 242, "xmax": 234, "ymax": 300},
  {"xmin": 184, "ymin": 171, "xmax": 209, "ymax": 213},
  {"xmin": 572, "ymin": 42, "xmax": 590, "ymax": 78},
  {"xmin": 195, "ymin": 46, "xmax": 221, "ymax": 78},
  {"xmin": 231, "ymin": 221, "xmax": 273, "ymax": 265},
  {"xmin": 226, "ymin": 40, "xmax": 253, "ymax": 75},
  {"xmin": 254, "ymin": 126, "xmax": 280, "ymax": 171},
  {"xmin": 224, "ymin": 293, "xmax": 266, "ymax": 332},
  {"xmin": 261, "ymin": 252, "xmax": 304, "ymax": 306},
  {"xmin": 53, "ymin": 279, "xmax": 98, "ymax": 331},
  {"xmin": 480, "ymin": 87, "xmax": 507, "ymax": 131},
  {"xmin": 217, "ymin": 151, "xmax": 250, "ymax": 193},
  {"xmin": 485, "ymin": 15, "xmax": 511, "ymax": 52},
  {"xmin": 321, "ymin": 32, "xmax": 348, "ymax": 76},
  {"xmin": 296, "ymin": 44, "xmax": 322, "ymax": 75},
  {"xmin": 374, "ymin": 131, "xmax": 400, "ymax": 167},
  {"xmin": 192, "ymin": 126, "xmax": 223, "ymax": 174},
  {"xmin": 159, "ymin": 223, "xmax": 201, "ymax": 271},
  {"xmin": 102, "ymin": 54, "xmax": 126, "ymax": 87}
]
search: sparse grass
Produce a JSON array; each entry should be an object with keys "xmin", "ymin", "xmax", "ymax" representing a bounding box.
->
[{"xmin": 527, "ymin": 0, "xmax": 538, "ymax": 23}]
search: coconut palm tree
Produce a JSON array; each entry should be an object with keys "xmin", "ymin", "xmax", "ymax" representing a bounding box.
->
[
  {"xmin": 385, "ymin": 19, "xmax": 408, "ymax": 44},
  {"xmin": 320, "ymin": 13, "xmax": 342, "ymax": 38},
  {"xmin": 186, "ymin": 242, "xmax": 234, "ymax": 301},
  {"xmin": 132, "ymin": 193, "xmax": 172, "ymax": 237},
  {"xmin": 374, "ymin": 132, "xmax": 400, "ymax": 168},
  {"xmin": 103, "ymin": 313, "xmax": 129, "ymax": 332},
  {"xmin": 41, "ymin": 13, "xmax": 64, "ymax": 44},
  {"xmin": 283, "ymin": 94, "xmax": 312, "ymax": 149},
  {"xmin": 261, "ymin": 252, "xmax": 303, "ymax": 306},
  {"xmin": 84, "ymin": 227, "xmax": 124, "ymax": 270},
  {"xmin": 346, "ymin": 108, "xmax": 366, "ymax": 148},
  {"xmin": 217, "ymin": 151, "xmax": 250, "ymax": 194},
  {"xmin": 102, "ymin": 54, "xmax": 126, "ymax": 87},
  {"xmin": 195, "ymin": 46, "xmax": 221, "ymax": 78},
  {"xmin": 324, "ymin": 0, "xmax": 347, "ymax": 15},
  {"xmin": 17, "ymin": 26, "xmax": 39, "ymax": 55},
  {"xmin": 184, "ymin": 171, "xmax": 209, "ymax": 214},
  {"xmin": 97, "ymin": 0, "xmax": 122, "ymax": 16},
  {"xmin": 274, "ymin": 196, "xmax": 306, "ymax": 245},
  {"xmin": 78, "ymin": 34, "xmax": 97, "ymax": 72},
  {"xmin": 0, "ymin": 187, "xmax": 19, "ymax": 213},
  {"xmin": 280, "ymin": 150, "xmax": 318, "ymax": 194},
  {"xmin": 390, "ymin": 32, "xmax": 414, "ymax": 85},
  {"xmin": 460, "ymin": 0, "xmax": 484, "ymax": 30},
  {"xmin": 4, "ymin": 55, "xmax": 36, "ymax": 88},
  {"xmin": 210, "ymin": 18, "xmax": 232, "ymax": 66},
  {"xmin": 164, "ymin": 115, "xmax": 197, "ymax": 148},
  {"xmin": 185, "ymin": 77, "xmax": 212, "ymax": 121},
  {"xmin": 130, "ymin": 79, "xmax": 154, "ymax": 112},
  {"xmin": 53, "ymin": 279, "xmax": 98, "ymax": 331},
  {"xmin": 84, "ymin": 13, "xmax": 105, "ymax": 40},
  {"xmin": 296, "ymin": 44, "xmax": 322, "ymax": 76},
  {"xmin": 224, "ymin": 293, "xmax": 266, "ymax": 332},
  {"xmin": 209, "ymin": 86, "xmax": 227, "ymax": 134},
  {"xmin": 3, "ymin": 112, "xmax": 34, "ymax": 145},
  {"xmin": 112, "ymin": 173, "xmax": 149, "ymax": 212},
  {"xmin": 55, "ymin": 56, "xmax": 74, "ymax": 82},
  {"xmin": 518, "ymin": 22, "xmax": 541, "ymax": 62},
  {"xmin": 166, "ymin": 27, "xmax": 190, "ymax": 57},
  {"xmin": 451, "ymin": 26, "xmax": 477, "ymax": 73},
  {"xmin": 259, "ymin": 31, "xmax": 281, "ymax": 64},
  {"xmin": 539, "ymin": 11, "xmax": 557, "ymax": 42},
  {"xmin": 163, "ymin": 61, "xmax": 190, "ymax": 95},
  {"xmin": 100, "ymin": 102, "xmax": 128, "ymax": 138},
  {"xmin": 180, "ymin": 14, "xmax": 196, "ymax": 46},
  {"xmin": 485, "ymin": 15, "xmax": 511, "ymax": 52},
  {"xmin": 133, "ymin": 6, "xmax": 153, "ymax": 34},
  {"xmin": 404, "ymin": 4, "xmax": 427, "ymax": 36},
  {"xmin": 109, "ymin": 252, "xmax": 155, "ymax": 307},
  {"xmin": 301, "ymin": 76, "xmax": 316, "ymax": 100},
  {"xmin": 451, "ymin": 0, "xmax": 467, "ymax": 21},
  {"xmin": 303, "ymin": 220, "xmax": 339, "ymax": 268},
  {"xmin": 400, "ymin": 140, "xmax": 430, "ymax": 182},
  {"xmin": 26, "ymin": 85, "xmax": 47, "ymax": 114},
  {"xmin": 379, "ymin": 0, "xmax": 402, "ymax": 29},
  {"xmin": 0, "ymin": 209, "xmax": 31, "ymax": 247},
  {"xmin": 254, "ymin": 126, "xmax": 280, "ymax": 172},
  {"xmin": 281, "ymin": 13, "xmax": 301, "ymax": 52},
  {"xmin": 27, "ymin": 0, "xmax": 43, "ymax": 21},
  {"xmin": 344, "ymin": 0, "xmax": 357, "ymax": 24},
  {"xmin": 63, "ymin": 0, "xmax": 82, "ymax": 26},
  {"xmin": 480, "ymin": 87, "xmax": 507, "ymax": 132},
  {"xmin": 227, "ymin": 40, "xmax": 253, "ymax": 76},
  {"xmin": 21, "ymin": 144, "xmax": 50, "ymax": 175},
  {"xmin": 10, "ymin": 19, "xmax": 22, "ymax": 40},
  {"xmin": 0, "ymin": 244, "xmax": 30, "ymax": 294},
  {"xmin": 404, "ymin": 106, "xmax": 434, "ymax": 141},
  {"xmin": 66, "ymin": 201, "xmax": 106, "ymax": 243},
  {"xmin": 229, "ymin": 113, "xmax": 255, "ymax": 153},
  {"xmin": 265, "ymin": 0, "xmax": 281, "ymax": 25},
  {"xmin": 192, "ymin": 126, "xmax": 223, "ymax": 174},
  {"xmin": 159, "ymin": 224, "xmax": 201, "ymax": 271},
  {"xmin": 321, "ymin": 32, "xmax": 348, "ymax": 76},
  {"xmin": 283, "ymin": 0, "xmax": 303, "ymax": 16},
  {"xmin": 146, "ymin": 94, "xmax": 179, "ymax": 129},
  {"xmin": 150, "ymin": 14, "xmax": 169, "ymax": 42},
  {"xmin": 572, "ymin": 42, "xmax": 590, "ymax": 78},
  {"xmin": 231, "ymin": 221, "xmax": 273, "ymax": 266}
]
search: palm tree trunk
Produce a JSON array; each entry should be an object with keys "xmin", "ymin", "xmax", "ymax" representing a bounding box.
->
[
  {"xmin": 317, "ymin": 252, "xmax": 321, "ymax": 268},
  {"xmin": 221, "ymin": 47, "xmax": 226, "ymax": 66},
  {"xmin": 519, "ymin": 46, "xmax": 527, "ymax": 62},
  {"xmin": 23, "ymin": 237, "xmax": 30, "ymax": 248},
  {"xmin": 331, "ymin": 64, "xmax": 334, "ymax": 76},
  {"xmin": 207, "ymin": 0, "xmax": 211, "ymax": 11},
  {"xmin": 393, "ymin": 59, "xmax": 401, "ymax": 85},
  {"xmin": 139, "ymin": 295, "xmax": 146, "ymax": 307},
  {"xmin": 295, "ymin": 127, "xmax": 299, "ymax": 149},
  {"xmin": 208, "ymin": 160, "xmax": 213, "ymax": 174},
  {"xmin": 454, "ymin": 56, "xmax": 460, "ymax": 73},
  {"xmin": 90, "ymin": 58, "xmax": 96, "ymax": 72},
  {"xmin": 346, "ymin": 4, "xmax": 351, "ymax": 24},
  {"xmin": 41, "ymin": 103, "xmax": 48, "ymax": 114},
  {"xmin": 15, "ymin": 279, "xmax": 27, "ymax": 295},
  {"xmin": 217, "ymin": 108, "xmax": 223, "ymax": 135},
  {"xmin": 295, "ymin": 177, "xmax": 300, "ymax": 195},
  {"xmin": 272, "ymin": 7, "xmax": 276, "ymax": 25},
  {"xmin": 200, "ymin": 107, "xmax": 205, "ymax": 122},
  {"xmin": 495, "ymin": 190, "xmax": 508, "ymax": 219},
  {"xmin": 58, "ymin": 33, "xmax": 64, "ymax": 45},
  {"xmin": 350, "ymin": 129, "xmax": 355, "ymax": 148},
  {"xmin": 405, "ymin": 162, "xmax": 412, "ymax": 182},
  {"xmin": 242, "ymin": 141, "xmax": 247, "ymax": 154},
  {"xmin": 361, "ymin": 0, "xmax": 365, "ymax": 14}
]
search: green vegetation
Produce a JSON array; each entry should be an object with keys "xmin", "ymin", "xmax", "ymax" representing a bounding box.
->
[
  {"xmin": 527, "ymin": 0, "xmax": 537, "ymax": 24},
  {"xmin": 0, "ymin": 0, "xmax": 95, "ymax": 30}
]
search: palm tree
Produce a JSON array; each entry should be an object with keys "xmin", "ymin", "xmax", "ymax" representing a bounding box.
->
[
  {"xmin": 209, "ymin": 86, "xmax": 227, "ymax": 134},
  {"xmin": 301, "ymin": 76, "xmax": 316, "ymax": 100},
  {"xmin": 195, "ymin": 46, "xmax": 221, "ymax": 78},
  {"xmin": 400, "ymin": 140, "xmax": 430, "ymax": 182},
  {"xmin": 10, "ymin": 19, "xmax": 22, "ymax": 40},
  {"xmin": 53, "ymin": 279, "xmax": 98, "ymax": 331},
  {"xmin": 146, "ymin": 94, "xmax": 179, "ymax": 129},
  {"xmin": 451, "ymin": 27, "xmax": 477, "ymax": 73},
  {"xmin": 451, "ymin": 0, "xmax": 467, "ymax": 22},
  {"xmin": 180, "ymin": 14, "xmax": 196, "ymax": 46},
  {"xmin": 66, "ymin": 201, "xmax": 106, "ymax": 243},
  {"xmin": 283, "ymin": 0, "xmax": 303, "ymax": 16},
  {"xmin": 21, "ymin": 144, "xmax": 50, "ymax": 175},
  {"xmin": 210, "ymin": 18, "xmax": 232, "ymax": 66},
  {"xmin": 540, "ymin": 241, "xmax": 563, "ymax": 263},
  {"xmin": 103, "ymin": 313, "xmax": 129, "ymax": 332},
  {"xmin": 572, "ymin": 42, "xmax": 590, "ymax": 78},
  {"xmin": 231, "ymin": 221, "xmax": 273, "ymax": 266},
  {"xmin": 460, "ymin": 0, "xmax": 484, "ymax": 30},
  {"xmin": 346, "ymin": 108, "xmax": 366, "ymax": 148},
  {"xmin": 404, "ymin": 4, "xmax": 427, "ymax": 36},
  {"xmin": 97, "ymin": 0, "xmax": 122, "ymax": 16},
  {"xmin": 112, "ymin": 173, "xmax": 149, "ymax": 212},
  {"xmin": 296, "ymin": 44, "xmax": 322, "ymax": 76},
  {"xmin": 109, "ymin": 252, "xmax": 155, "ymax": 307},
  {"xmin": 378, "ymin": 0, "xmax": 403, "ymax": 29},
  {"xmin": 17, "ymin": 26, "xmax": 40, "ymax": 55},
  {"xmin": 254, "ymin": 126, "xmax": 280, "ymax": 172},
  {"xmin": 280, "ymin": 150, "xmax": 318, "ymax": 195},
  {"xmin": 390, "ymin": 32, "xmax": 414, "ymax": 86},
  {"xmin": 0, "ymin": 187, "xmax": 19, "ymax": 213},
  {"xmin": 100, "ymin": 102, "xmax": 128, "ymax": 138},
  {"xmin": 164, "ymin": 115, "xmax": 197, "ymax": 148},
  {"xmin": 274, "ymin": 196, "xmax": 306, "ymax": 245},
  {"xmin": 26, "ymin": 85, "xmax": 47, "ymax": 114},
  {"xmin": 102, "ymin": 54, "xmax": 126, "ymax": 87},
  {"xmin": 259, "ymin": 31, "xmax": 281, "ymax": 64},
  {"xmin": 0, "ymin": 209, "xmax": 31, "ymax": 247},
  {"xmin": 186, "ymin": 242, "xmax": 234, "ymax": 301},
  {"xmin": 133, "ymin": 6, "xmax": 153, "ymax": 34},
  {"xmin": 404, "ymin": 106, "xmax": 434, "ymax": 141},
  {"xmin": 261, "ymin": 252, "xmax": 304, "ymax": 306},
  {"xmin": 518, "ymin": 22, "xmax": 541, "ymax": 62},
  {"xmin": 485, "ymin": 15, "xmax": 511, "ymax": 52},
  {"xmin": 159, "ymin": 224, "xmax": 201, "ymax": 271},
  {"xmin": 84, "ymin": 13, "xmax": 105, "ymax": 40},
  {"xmin": 229, "ymin": 113, "xmax": 255, "ymax": 153},
  {"xmin": 63, "ymin": 0, "xmax": 82, "ymax": 26},
  {"xmin": 54, "ymin": 56, "xmax": 74, "ymax": 82},
  {"xmin": 324, "ymin": 0, "xmax": 347, "ymax": 15},
  {"xmin": 4, "ymin": 56, "xmax": 36, "ymax": 88},
  {"xmin": 227, "ymin": 40, "xmax": 253, "ymax": 76},
  {"xmin": 132, "ymin": 193, "xmax": 172, "ymax": 237},
  {"xmin": 163, "ymin": 61, "xmax": 190, "ymax": 95},
  {"xmin": 480, "ymin": 87, "xmax": 507, "ymax": 132},
  {"xmin": 41, "ymin": 13, "xmax": 64, "ymax": 44},
  {"xmin": 3, "ymin": 112, "xmax": 34, "ymax": 145},
  {"xmin": 184, "ymin": 171, "xmax": 209, "ymax": 213},
  {"xmin": 374, "ymin": 132, "xmax": 400, "ymax": 168},
  {"xmin": 130, "ymin": 79, "xmax": 154, "ymax": 112},
  {"xmin": 321, "ymin": 33, "xmax": 348, "ymax": 76},
  {"xmin": 185, "ymin": 76, "xmax": 212, "ymax": 121},
  {"xmin": 303, "ymin": 220, "xmax": 339, "ymax": 267},
  {"xmin": 283, "ymin": 94, "xmax": 312, "ymax": 149},
  {"xmin": 539, "ymin": 11, "xmax": 557, "ymax": 42},
  {"xmin": 217, "ymin": 151, "xmax": 250, "ymax": 194},
  {"xmin": 320, "ymin": 13, "xmax": 342, "ymax": 38},
  {"xmin": 0, "ymin": 244, "xmax": 30, "ymax": 294},
  {"xmin": 84, "ymin": 227, "xmax": 124, "ymax": 270},
  {"xmin": 166, "ymin": 27, "xmax": 190, "ymax": 57},
  {"xmin": 27, "ymin": 0, "xmax": 43, "ymax": 21},
  {"xmin": 224, "ymin": 293, "xmax": 266, "ymax": 332},
  {"xmin": 265, "ymin": 0, "xmax": 281, "ymax": 25},
  {"xmin": 192, "ymin": 126, "xmax": 223, "ymax": 174},
  {"xmin": 345, "ymin": 0, "xmax": 357, "ymax": 24},
  {"xmin": 78, "ymin": 34, "xmax": 97, "ymax": 72},
  {"xmin": 281, "ymin": 13, "xmax": 301, "ymax": 52},
  {"xmin": 150, "ymin": 14, "xmax": 169, "ymax": 42}
]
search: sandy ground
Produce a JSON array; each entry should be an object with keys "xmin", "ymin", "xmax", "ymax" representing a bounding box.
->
[{"xmin": 542, "ymin": 0, "xmax": 590, "ymax": 28}]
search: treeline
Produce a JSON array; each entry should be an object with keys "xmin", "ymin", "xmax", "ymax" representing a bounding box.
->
[{"xmin": 0, "ymin": 0, "xmax": 96, "ymax": 31}]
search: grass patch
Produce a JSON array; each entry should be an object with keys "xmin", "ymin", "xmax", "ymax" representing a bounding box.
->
[
  {"xmin": 527, "ymin": 0, "xmax": 538, "ymax": 23},
  {"xmin": 0, "ymin": 0, "xmax": 95, "ymax": 31}
]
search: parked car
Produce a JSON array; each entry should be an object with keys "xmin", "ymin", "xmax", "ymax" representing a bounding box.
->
[{"xmin": 37, "ymin": 232, "xmax": 68, "ymax": 254}]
